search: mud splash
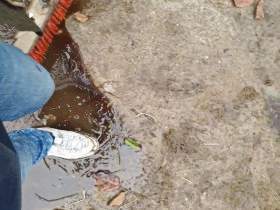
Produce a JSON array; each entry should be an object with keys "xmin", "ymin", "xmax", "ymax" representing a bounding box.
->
[{"xmin": 40, "ymin": 26, "xmax": 115, "ymax": 146}]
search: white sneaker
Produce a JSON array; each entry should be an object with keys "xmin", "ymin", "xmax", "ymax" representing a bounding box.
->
[{"xmin": 38, "ymin": 127, "xmax": 99, "ymax": 159}]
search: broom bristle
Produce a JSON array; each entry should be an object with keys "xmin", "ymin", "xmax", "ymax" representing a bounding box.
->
[{"xmin": 29, "ymin": 0, "xmax": 73, "ymax": 63}]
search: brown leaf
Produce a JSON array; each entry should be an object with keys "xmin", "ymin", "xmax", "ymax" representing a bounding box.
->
[
  {"xmin": 255, "ymin": 0, "xmax": 264, "ymax": 20},
  {"xmin": 74, "ymin": 12, "xmax": 89, "ymax": 23},
  {"xmin": 233, "ymin": 0, "xmax": 254, "ymax": 8},
  {"xmin": 94, "ymin": 173, "xmax": 120, "ymax": 192},
  {"xmin": 108, "ymin": 192, "xmax": 126, "ymax": 207}
]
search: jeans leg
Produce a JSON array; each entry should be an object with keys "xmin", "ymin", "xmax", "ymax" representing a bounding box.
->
[
  {"xmin": 0, "ymin": 42, "xmax": 55, "ymax": 121},
  {"xmin": 0, "ymin": 43, "xmax": 55, "ymax": 181},
  {"xmin": 8, "ymin": 128, "xmax": 54, "ymax": 181}
]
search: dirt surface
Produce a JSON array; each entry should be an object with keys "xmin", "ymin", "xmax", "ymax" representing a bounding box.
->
[
  {"xmin": 4, "ymin": 0, "xmax": 280, "ymax": 209},
  {"xmin": 64, "ymin": 0, "xmax": 280, "ymax": 209}
]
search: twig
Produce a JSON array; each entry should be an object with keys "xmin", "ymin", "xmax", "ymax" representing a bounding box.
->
[
  {"xmin": 117, "ymin": 147, "xmax": 121, "ymax": 165},
  {"xmin": 136, "ymin": 113, "xmax": 157, "ymax": 122},
  {"xmin": 96, "ymin": 136, "xmax": 111, "ymax": 153},
  {"xmin": 43, "ymin": 158, "xmax": 50, "ymax": 170},
  {"xmin": 81, "ymin": 169, "xmax": 90, "ymax": 177},
  {"xmin": 35, "ymin": 192, "xmax": 79, "ymax": 202},
  {"xmin": 203, "ymin": 143, "xmax": 220, "ymax": 146},
  {"xmin": 111, "ymin": 169, "xmax": 125, "ymax": 174},
  {"xmin": 69, "ymin": 190, "xmax": 86, "ymax": 205},
  {"xmin": 57, "ymin": 164, "xmax": 68, "ymax": 174},
  {"xmin": 182, "ymin": 177, "xmax": 193, "ymax": 184}
]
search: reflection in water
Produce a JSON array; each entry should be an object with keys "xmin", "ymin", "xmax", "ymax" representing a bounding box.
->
[{"xmin": 39, "ymin": 25, "xmax": 125, "ymax": 175}]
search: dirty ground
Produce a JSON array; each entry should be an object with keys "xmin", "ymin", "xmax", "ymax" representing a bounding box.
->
[{"xmin": 5, "ymin": 0, "xmax": 280, "ymax": 209}]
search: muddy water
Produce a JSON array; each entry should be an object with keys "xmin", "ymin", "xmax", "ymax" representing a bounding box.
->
[
  {"xmin": 38, "ymin": 25, "xmax": 125, "ymax": 174},
  {"xmin": 40, "ymin": 26, "xmax": 114, "ymax": 146},
  {"xmin": 22, "ymin": 21, "xmax": 142, "ymax": 210}
]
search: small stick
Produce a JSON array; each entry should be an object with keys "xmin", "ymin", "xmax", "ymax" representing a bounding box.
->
[
  {"xmin": 117, "ymin": 147, "xmax": 121, "ymax": 165},
  {"xmin": 57, "ymin": 164, "xmax": 68, "ymax": 174},
  {"xmin": 43, "ymin": 158, "xmax": 50, "ymax": 170},
  {"xmin": 34, "ymin": 192, "xmax": 79, "ymax": 202},
  {"xmin": 203, "ymin": 143, "xmax": 220, "ymax": 146},
  {"xmin": 136, "ymin": 113, "xmax": 157, "ymax": 122},
  {"xmin": 183, "ymin": 177, "xmax": 193, "ymax": 184},
  {"xmin": 69, "ymin": 190, "xmax": 86, "ymax": 205}
]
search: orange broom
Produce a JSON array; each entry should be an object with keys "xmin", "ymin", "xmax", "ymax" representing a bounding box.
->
[{"xmin": 29, "ymin": 0, "xmax": 73, "ymax": 63}]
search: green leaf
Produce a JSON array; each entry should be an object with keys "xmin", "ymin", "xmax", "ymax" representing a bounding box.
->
[{"xmin": 124, "ymin": 138, "xmax": 142, "ymax": 151}]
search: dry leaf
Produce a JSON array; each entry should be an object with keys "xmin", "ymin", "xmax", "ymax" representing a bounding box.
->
[
  {"xmin": 108, "ymin": 192, "xmax": 126, "ymax": 207},
  {"xmin": 233, "ymin": 0, "xmax": 254, "ymax": 8},
  {"xmin": 74, "ymin": 12, "xmax": 89, "ymax": 23},
  {"xmin": 255, "ymin": 0, "xmax": 264, "ymax": 20},
  {"xmin": 94, "ymin": 173, "xmax": 120, "ymax": 192}
]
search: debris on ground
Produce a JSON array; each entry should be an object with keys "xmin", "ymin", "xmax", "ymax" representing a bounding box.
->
[
  {"xmin": 34, "ymin": 192, "xmax": 79, "ymax": 202},
  {"xmin": 124, "ymin": 138, "xmax": 142, "ymax": 151},
  {"xmin": 43, "ymin": 114, "xmax": 57, "ymax": 123},
  {"xmin": 0, "ymin": 24, "xmax": 17, "ymax": 43},
  {"xmin": 68, "ymin": 190, "xmax": 86, "ymax": 205},
  {"xmin": 73, "ymin": 12, "xmax": 89, "ymax": 23},
  {"xmin": 255, "ymin": 0, "xmax": 264, "ymax": 20},
  {"xmin": 233, "ymin": 0, "xmax": 254, "ymax": 8},
  {"xmin": 94, "ymin": 172, "xmax": 121, "ymax": 192},
  {"xmin": 103, "ymin": 83, "xmax": 115, "ymax": 94},
  {"xmin": 108, "ymin": 191, "xmax": 126, "ymax": 207},
  {"xmin": 264, "ymin": 77, "xmax": 273, "ymax": 86},
  {"xmin": 238, "ymin": 86, "xmax": 259, "ymax": 102}
]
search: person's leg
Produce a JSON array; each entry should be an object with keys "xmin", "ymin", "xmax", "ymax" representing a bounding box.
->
[
  {"xmin": 0, "ymin": 42, "xmax": 55, "ymax": 121},
  {"xmin": 0, "ymin": 43, "xmax": 55, "ymax": 180},
  {"xmin": 0, "ymin": 43, "xmax": 98, "ymax": 181},
  {"xmin": 8, "ymin": 128, "xmax": 54, "ymax": 180}
]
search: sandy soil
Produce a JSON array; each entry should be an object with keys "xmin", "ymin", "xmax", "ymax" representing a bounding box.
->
[
  {"xmin": 4, "ymin": 0, "xmax": 280, "ymax": 209},
  {"xmin": 64, "ymin": 0, "xmax": 280, "ymax": 209}
]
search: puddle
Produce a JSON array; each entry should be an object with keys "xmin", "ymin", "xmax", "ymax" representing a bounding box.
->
[
  {"xmin": 22, "ymin": 7, "xmax": 143, "ymax": 210},
  {"xmin": 40, "ymin": 26, "xmax": 114, "ymax": 146}
]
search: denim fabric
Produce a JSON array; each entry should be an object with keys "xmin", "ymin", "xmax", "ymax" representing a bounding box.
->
[
  {"xmin": 0, "ymin": 43, "xmax": 55, "ymax": 180},
  {"xmin": 0, "ymin": 42, "xmax": 55, "ymax": 121},
  {"xmin": 8, "ymin": 128, "xmax": 54, "ymax": 180},
  {"xmin": 0, "ymin": 122, "xmax": 21, "ymax": 210}
]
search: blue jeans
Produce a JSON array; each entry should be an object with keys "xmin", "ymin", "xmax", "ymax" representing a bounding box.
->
[{"xmin": 0, "ymin": 43, "xmax": 55, "ymax": 180}]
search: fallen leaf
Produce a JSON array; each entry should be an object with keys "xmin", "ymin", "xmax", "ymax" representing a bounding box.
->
[
  {"xmin": 94, "ymin": 172, "xmax": 120, "ymax": 192},
  {"xmin": 108, "ymin": 192, "xmax": 126, "ymax": 207},
  {"xmin": 255, "ymin": 0, "xmax": 264, "ymax": 20},
  {"xmin": 124, "ymin": 138, "xmax": 142, "ymax": 151},
  {"xmin": 233, "ymin": 0, "xmax": 254, "ymax": 8},
  {"xmin": 74, "ymin": 12, "xmax": 89, "ymax": 23}
]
